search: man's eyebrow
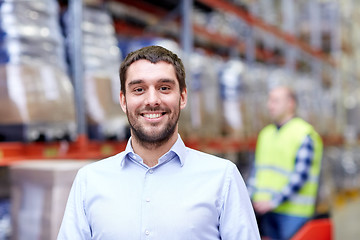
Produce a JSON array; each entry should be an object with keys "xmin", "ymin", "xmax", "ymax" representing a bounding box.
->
[
  {"xmin": 158, "ymin": 78, "xmax": 176, "ymax": 84},
  {"xmin": 127, "ymin": 78, "xmax": 176, "ymax": 86},
  {"xmin": 127, "ymin": 79, "xmax": 144, "ymax": 86}
]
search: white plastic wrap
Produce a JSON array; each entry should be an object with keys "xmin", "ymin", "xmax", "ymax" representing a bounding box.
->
[
  {"xmin": 0, "ymin": 0, "xmax": 65, "ymax": 70},
  {"xmin": 63, "ymin": 6, "xmax": 127, "ymax": 140},
  {"xmin": 219, "ymin": 59, "xmax": 246, "ymax": 138},
  {"xmin": 185, "ymin": 51, "xmax": 222, "ymax": 138}
]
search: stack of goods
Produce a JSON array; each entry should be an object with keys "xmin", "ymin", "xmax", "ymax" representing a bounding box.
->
[
  {"xmin": 187, "ymin": 51, "xmax": 222, "ymax": 139},
  {"xmin": 219, "ymin": 59, "xmax": 247, "ymax": 139},
  {"xmin": 242, "ymin": 64, "xmax": 270, "ymax": 138},
  {"xmin": 64, "ymin": 6, "xmax": 128, "ymax": 140},
  {"xmin": 0, "ymin": 0, "xmax": 76, "ymax": 142}
]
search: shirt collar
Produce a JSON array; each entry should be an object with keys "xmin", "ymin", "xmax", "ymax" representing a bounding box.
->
[
  {"xmin": 170, "ymin": 134, "xmax": 188, "ymax": 167},
  {"xmin": 120, "ymin": 134, "xmax": 188, "ymax": 167},
  {"xmin": 120, "ymin": 137, "xmax": 135, "ymax": 167}
]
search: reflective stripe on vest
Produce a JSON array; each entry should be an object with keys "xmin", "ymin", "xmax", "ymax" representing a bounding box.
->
[
  {"xmin": 254, "ymin": 187, "xmax": 316, "ymax": 205},
  {"xmin": 256, "ymin": 165, "xmax": 319, "ymax": 183}
]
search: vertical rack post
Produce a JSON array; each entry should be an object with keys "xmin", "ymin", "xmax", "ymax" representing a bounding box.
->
[
  {"xmin": 69, "ymin": 0, "xmax": 87, "ymax": 150},
  {"xmin": 181, "ymin": 0, "xmax": 193, "ymax": 57},
  {"xmin": 180, "ymin": 0, "xmax": 196, "ymax": 132},
  {"xmin": 281, "ymin": 0, "xmax": 296, "ymax": 73},
  {"xmin": 330, "ymin": 3, "xmax": 344, "ymax": 137}
]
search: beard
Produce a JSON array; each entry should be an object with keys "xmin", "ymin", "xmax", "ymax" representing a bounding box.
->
[{"xmin": 126, "ymin": 104, "xmax": 180, "ymax": 148}]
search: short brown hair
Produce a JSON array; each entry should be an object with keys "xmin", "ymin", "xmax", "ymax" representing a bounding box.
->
[{"xmin": 119, "ymin": 45, "xmax": 186, "ymax": 93}]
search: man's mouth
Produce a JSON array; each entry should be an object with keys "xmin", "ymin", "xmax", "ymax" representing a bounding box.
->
[{"xmin": 142, "ymin": 112, "xmax": 165, "ymax": 119}]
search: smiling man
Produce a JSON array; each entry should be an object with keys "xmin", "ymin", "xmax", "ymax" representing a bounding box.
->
[{"xmin": 58, "ymin": 46, "xmax": 260, "ymax": 240}]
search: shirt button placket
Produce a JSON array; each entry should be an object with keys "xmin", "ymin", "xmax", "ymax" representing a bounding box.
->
[
  {"xmin": 145, "ymin": 169, "xmax": 153, "ymax": 204},
  {"xmin": 143, "ymin": 168, "xmax": 154, "ymax": 239}
]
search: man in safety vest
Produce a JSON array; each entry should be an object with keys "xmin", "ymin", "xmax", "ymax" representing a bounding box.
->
[{"xmin": 248, "ymin": 86, "xmax": 323, "ymax": 239}]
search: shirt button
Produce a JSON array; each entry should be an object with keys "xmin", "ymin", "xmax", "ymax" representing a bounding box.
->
[
  {"xmin": 149, "ymin": 169, "xmax": 154, "ymax": 174},
  {"xmin": 146, "ymin": 198, "xmax": 150, "ymax": 202},
  {"xmin": 145, "ymin": 230, "xmax": 150, "ymax": 235}
]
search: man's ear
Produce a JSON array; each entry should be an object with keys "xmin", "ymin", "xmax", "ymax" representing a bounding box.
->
[
  {"xmin": 288, "ymin": 98, "xmax": 296, "ymax": 114},
  {"xmin": 119, "ymin": 91, "xmax": 127, "ymax": 113},
  {"xmin": 180, "ymin": 88, "xmax": 187, "ymax": 110}
]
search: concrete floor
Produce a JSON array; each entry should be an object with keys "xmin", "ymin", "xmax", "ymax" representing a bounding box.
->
[{"xmin": 332, "ymin": 194, "xmax": 360, "ymax": 240}]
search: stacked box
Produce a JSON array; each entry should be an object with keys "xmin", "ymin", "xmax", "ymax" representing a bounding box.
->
[
  {"xmin": 64, "ymin": 7, "xmax": 128, "ymax": 140},
  {"xmin": 10, "ymin": 160, "xmax": 93, "ymax": 240}
]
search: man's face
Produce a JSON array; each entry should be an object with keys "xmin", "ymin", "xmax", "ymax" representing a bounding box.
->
[
  {"xmin": 267, "ymin": 87, "xmax": 292, "ymax": 124},
  {"xmin": 119, "ymin": 59, "xmax": 187, "ymax": 144}
]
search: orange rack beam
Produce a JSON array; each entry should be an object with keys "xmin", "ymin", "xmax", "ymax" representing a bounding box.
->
[
  {"xmin": 0, "ymin": 136, "xmax": 256, "ymax": 166},
  {"xmin": 0, "ymin": 136, "xmax": 127, "ymax": 166},
  {"xmin": 0, "ymin": 134, "xmax": 343, "ymax": 166}
]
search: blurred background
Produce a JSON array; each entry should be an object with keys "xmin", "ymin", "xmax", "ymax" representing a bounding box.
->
[{"xmin": 0, "ymin": 0, "xmax": 360, "ymax": 239}]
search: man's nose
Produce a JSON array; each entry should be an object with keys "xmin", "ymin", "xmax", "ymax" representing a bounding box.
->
[{"xmin": 145, "ymin": 88, "xmax": 161, "ymax": 106}]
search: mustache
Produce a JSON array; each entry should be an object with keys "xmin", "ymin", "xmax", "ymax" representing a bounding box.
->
[{"xmin": 140, "ymin": 106, "xmax": 169, "ymax": 112}]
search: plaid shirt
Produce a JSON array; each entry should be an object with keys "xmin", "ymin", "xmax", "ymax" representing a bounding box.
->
[{"xmin": 248, "ymin": 135, "xmax": 314, "ymax": 207}]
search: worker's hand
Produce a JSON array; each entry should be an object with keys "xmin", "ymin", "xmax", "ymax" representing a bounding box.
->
[{"xmin": 253, "ymin": 201, "xmax": 275, "ymax": 215}]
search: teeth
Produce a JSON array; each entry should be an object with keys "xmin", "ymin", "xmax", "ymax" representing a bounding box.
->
[{"xmin": 144, "ymin": 113, "xmax": 162, "ymax": 119}]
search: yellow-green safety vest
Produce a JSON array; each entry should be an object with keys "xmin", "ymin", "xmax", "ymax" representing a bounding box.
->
[{"xmin": 253, "ymin": 117, "xmax": 323, "ymax": 217}]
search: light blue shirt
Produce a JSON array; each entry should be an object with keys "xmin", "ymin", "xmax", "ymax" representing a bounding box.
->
[{"xmin": 58, "ymin": 135, "xmax": 260, "ymax": 240}]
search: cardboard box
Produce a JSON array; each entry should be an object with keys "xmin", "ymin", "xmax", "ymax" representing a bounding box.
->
[
  {"xmin": 85, "ymin": 74, "xmax": 128, "ymax": 139},
  {"xmin": 10, "ymin": 160, "xmax": 93, "ymax": 240},
  {"xmin": 0, "ymin": 64, "xmax": 76, "ymax": 125}
]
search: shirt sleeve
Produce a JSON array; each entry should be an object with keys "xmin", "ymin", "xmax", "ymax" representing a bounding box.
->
[
  {"xmin": 219, "ymin": 162, "xmax": 261, "ymax": 240},
  {"xmin": 271, "ymin": 135, "xmax": 314, "ymax": 207},
  {"xmin": 57, "ymin": 169, "xmax": 92, "ymax": 240},
  {"xmin": 246, "ymin": 161, "xmax": 257, "ymax": 197}
]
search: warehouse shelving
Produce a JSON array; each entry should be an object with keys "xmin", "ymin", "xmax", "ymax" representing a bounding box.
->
[
  {"xmin": 197, "ymin": 0, "xmax": 336, "ymax": 66},
  {"xmin": 111, "ymin": 0, "xmax": 336, "ymax": 65},
  {"xmin": 111, "ymin": 0, "xmax": 277, "ymax": 60},
  {"xmin": 0, "ymin": 0, "xmax": 343, "ymax": 166}
]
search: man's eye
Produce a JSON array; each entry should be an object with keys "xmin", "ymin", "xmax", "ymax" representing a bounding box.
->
[
  {"xmin": 160, "ymin": 86, "xmax": 170, "ymax": 91},
  {"xmin": 134, "ymin": 88, "xmax": 144, "ymax": 93}
]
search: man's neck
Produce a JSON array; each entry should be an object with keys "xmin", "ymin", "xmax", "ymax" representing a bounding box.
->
[
  {"xmin": 131, "ymin": 133, "xmax": 178, "ymax": 168},
  {"xmin": 275, "ymin": 115, "xmax": 295, "ymax": 128}
]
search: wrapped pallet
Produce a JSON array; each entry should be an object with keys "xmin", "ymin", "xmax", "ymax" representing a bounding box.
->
[
  {"xmin": 63, "ymin": 7, "xmax": 128, "ymax": 140},
  {"xmin": 0, "ymin": 63, "xmax": 76, "ymax": 141},
  {"xmin": 85, "ymin": 73, "xmax": 128, "ymax": 140},
  {"xmin": 186, "ymin": 51, "xmax": 222, "ymax": 139},
  {"xmin": 219, "ymin": 59, "xmax": 246, "ymax": 139},
  {"xmin": 0, "ymin": 0, "xmax": 76, "ymax": 141},
  {"xmin": 10, "ymin": 160, "xmax": 93, "ymax": 240}
]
